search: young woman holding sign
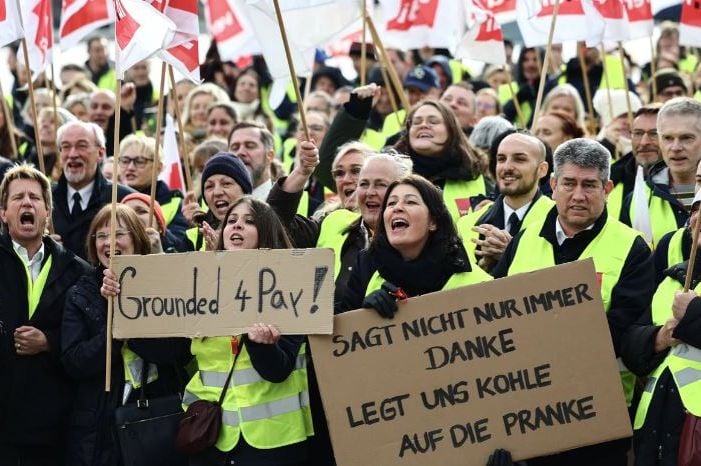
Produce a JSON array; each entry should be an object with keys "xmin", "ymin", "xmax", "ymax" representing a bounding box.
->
[{"xmin": 101, "ymin": 197, "xmax": 313, "ymax": 465}]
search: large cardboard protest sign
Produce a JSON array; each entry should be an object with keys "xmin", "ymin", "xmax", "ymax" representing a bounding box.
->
[
  {"xmin": 309, "ymin": 259, "xmax": 632, "ymax": 466},
  {"xmin": 111, "ymin": 249, "xmax": 333, "ymax": 338}
]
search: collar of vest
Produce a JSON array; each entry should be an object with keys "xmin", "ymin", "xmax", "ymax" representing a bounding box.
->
[{"xmin": 539, "ymin": 205, "xmax": 608, "ymax": 246}]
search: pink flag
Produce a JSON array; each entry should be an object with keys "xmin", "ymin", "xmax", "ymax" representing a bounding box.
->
[
  {"xmin": 159, "ymin": 114, "xmax": 185, "ymax": 193},
  {"xmin": 455, "ymin": 0, "xmax": 505, "ymax": 64},
  {"xmin": 624, "ymin": 0, "xmax": 653, "ymax": 39},
  {"xmin": 21, "ymin": 0, "xmax": 54, "ymax": 78},
  {"xmin": 114, "ymin": 0, "xmax": 175, "ymax": 79},
  {"xmin": 380, "ymin": 0, "xmax": 465, "ymax": 50},
  {"xmin": 0, "ymin": 0, "xmax": 24, "ymax": 48},
  {"xmin": 59, "ymin": 0, "xmax": 115, "ymax": 49},
  {"xmin": 680, "ymin": 0, "xmax": 701, "ymax": 47}
]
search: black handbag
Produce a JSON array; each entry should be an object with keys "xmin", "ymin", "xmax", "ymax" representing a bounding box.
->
[{"xmin": 115, "ymin": 362, "xmax": 187, "ymax": 466}]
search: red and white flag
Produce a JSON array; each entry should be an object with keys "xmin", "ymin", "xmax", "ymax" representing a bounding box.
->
[
  {"xmin": 680, "ymin": 0, "xmax": 701, "ymax": 47},
  {"xmin": 160, "ymin": 40, "xmax": 200, "ymax": 82},
  {"xmin": 0, "ymin": 0, "xmax": 25, "ymax": 48},
  {"xmin": 114, "ymin": 0, "xmax": 175, "ymax": 79},
  {"xmin": 203, "ymin": 0, "xmax": 260, "ymax": 62},
  {"xmin": 159, "ymin": 113, "xmax": 185, "ymax": 193},
  {"xmin": 480, "ymin": 0, "xmax": 516, "ymax": 24},
  {"xmin": 20, "ymin": 0, "xmax": 54, "ymax": 79},
  {"xmin": 59, "ymin": 0, "xmax": 115, "ymax": 49},
  {"xmin": 155, "ymin": 0, "xmax": 201, "ymax": 82},
  {"xmin": 589, "ymin": 0, "xmax": 629, "ymax": 44},
  {"xmin": 624, "ymin": 0, "xmax": 653, "ymax": 39},
  {"xmin": 455, "ymin": 0, "xmax": 505, "ymax": 64},
  {"xmin": 517, "ymin": 0, "xmax": 605, "ymax": 47},
  {"xmin": 379, "ymin": 0, "xmax": 465, "ymax": 50}
]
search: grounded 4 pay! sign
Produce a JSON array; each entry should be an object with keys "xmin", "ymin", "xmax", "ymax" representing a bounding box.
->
[
  {"xmin": 309, "ymin": 259, "xmax": 632, "ymax": 466},
  {"xmin": 111, "ymin": 248, "xmax": 334, "ymax": 337}
]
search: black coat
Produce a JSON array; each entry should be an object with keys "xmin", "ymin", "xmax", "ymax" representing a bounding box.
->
[
  {"xmin": 62, "ymin": 267, "xmax": 191, "ymax": 466},
  {"xmin": 52, "ymin": 170, "xmax": 134, "ymax": 260},
  {"xmin": 0, "ymin": 234, "xmax": 90, "ymax": 451}
]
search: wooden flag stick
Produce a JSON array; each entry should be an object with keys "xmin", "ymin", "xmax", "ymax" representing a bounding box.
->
[
  {"xmin": 304, "ymin": 71, "xmax": 312, "ymax": 100},
  {"xmin": 360, "ymin": 0, "xmax": 367, "ymax": 86},
  {"xmin": 272, "ymin": 0, "xmax": 310, "ymax": 141},
  {"xmin": 577, "ymin": 46, "xmax": 596, "ymax": 136},
  {"xmin": 649, "ymin": 37, "xmax": 657, "ymax": 102},
  {"xmin": 366, "ymin": 13, "xmax": 411, "ymax": 115},
  {"xmin": 618, "ymin": 42, "xmax": 634, "ymax": 131},
  {"xmin": 20, "ymin": 39, "xmax": 46, "ymax": 176},
  {"xmin": 0, "ymin": 79, "xmax": 19, "ymax": 159},
  {"xmin": 531, "ymin": 0, "xmax": 560, "ymax": 132},
  {"xmin": 506, "ymin": 69, "xmax": 525, "ymax": 128},
  {"xmin": 106, "ymin": 79, "xmax": 123, "ymax": 392},
  {"xmin": 600, "ymin": 45, "xmax": 615, "ymax": 129},
  {"xmin": 378, "ymin": 61, "xmax": 401, "ymax": 127},
  {"xmin": 47, "ymin": 65, "xmax": 60, "ymax": 156},
  {"xmin": 167, "ymin": 66, "xmax": 193, "ymax": 192},
  {"xmin": 148, "ymin": 62, "xmax": 167, "ymax": 228},
  {"xmin": 684, "ymin": 213, "xmax": 701, "ymax": 292}
]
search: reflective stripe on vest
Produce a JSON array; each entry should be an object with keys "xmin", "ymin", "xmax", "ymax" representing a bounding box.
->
[
  {"xmin": 508, "ymin": 214, "xmax": 641, "ymax": 405},
  {"xmin": 316, "ymin": 209, "xmax": 362, "ymax": 279},
  {"xmin": 184, "ymin": 336, "xmax": 312, "ymax": 451},
  {"xmin": 634, "ymin": 277, "xmax": 701, "ymax": 429},
  {"xmin": 628, "ymin": 183, "xmax": 681, "ymax": 247},
  {"xmin": 121, "ymin": 344, "xmax": 158, "ymax": 389},
  {"xmin": 364, "ymin": 266, "xmax": 492, "ymax": 297},
  {"xmin": 160, "ymin": 197, "xmax": 181, "ymax": 226},
  {"xmin": 443, "ymin": 176, "xmax": 489, "ymax": 222},
  {"xmin": 17, "ymin": 253, "xmax": 53, "ymax": 319},
  {"xmin": 667, "ymin": 228, "xmax": 686, "ymax": 269}
]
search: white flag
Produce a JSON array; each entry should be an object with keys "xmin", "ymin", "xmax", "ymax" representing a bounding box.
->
[
  {"xmin": 159, "ymin": 114, "xmax": 185, "ymax": 193},
  {"xmin": 517, "ymin": 0, "xmax": 605, "ymax": 47},
  {"xmin": 379, "ymin": 0, "xmax": 465, "ymax": 50},
  {"xmin": 20, "ymin": 0, "xmax": 54, "ymax": 79},
  {"xmin": 632, "ymin": 165, "xmax": 653, "ymax": 244},
  {"xmin": 0, "ymin": 0, "xmax": 25, "ymax": 48},
  {"xmin": 203, "ymin": 0, "xmax": 261, "ymax": 62},
  {"xmin": 455, "ymin": 0, "xmax": 506, "ymax": 65}
]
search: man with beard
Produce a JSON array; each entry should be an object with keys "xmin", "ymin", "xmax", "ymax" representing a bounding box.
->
[
  {"xmin": 52, "ymin": 121, "xmax": 133, "ymax": 259},
  {"xmin": 227, "ymin": 122, "xmax": 275, "ymax": 201},
  {"xmin": 457, "ymin": 132, "xmax": 553, "ymax": 272},
  {"xmin": 0, "ymin": 164, "xmax": 90, "ymax": 465},
  {"xmin": 492, "ymin": 138, "xmax": 654, "ymax": 466}
]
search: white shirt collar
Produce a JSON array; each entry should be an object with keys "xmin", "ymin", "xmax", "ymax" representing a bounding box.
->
[
  {"xmin": 555, "ymin": 218, "xmax": 595, "ymax": 246},
  {"xmin": 67, "ymin": 181, "xmax": 95, "ymax": 210},
  {"xmin": 503, "ymin": 200, "xmax": 532, "ymax": 230},
  {"xmin": 251, "ymin": 179, "xmax": 273, "ymax": 201},
  {"xmin": 12, "ymin": 240, "xmax": 45, "ymax": 280}
]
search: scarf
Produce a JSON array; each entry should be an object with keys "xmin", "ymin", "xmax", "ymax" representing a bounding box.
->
[{"xmin": 411, "ymin": 151, "xmax": 474, "ymax": 182}]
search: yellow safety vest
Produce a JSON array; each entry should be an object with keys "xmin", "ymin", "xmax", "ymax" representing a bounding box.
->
[
  {"xmin": 364, "ymin": 266, "xmax": 492, "ymax": 296},
  {"xmin": 185, "ymin": 227, "xmax": 206, "ymax": 252},
  {"xmin": 634, "ymin": 277, "xmax": 701, "ymax": 428},
  {"xmin": 457, "ymin": 196, "xmax": 555, "ymax": 264},
  {"xmin": 508, "ymin": 213, "xmax": 641, "ymax": 405},
  {"xmin": 316, "ymin": 209, "xmax": 361, "ymax": 279},
  {"xmin": 628, "ymin": 184, "xmax": 681, "ymax": 248},
  {"xmin": 360, "ymin": 109, "xmax": 407, "ymax": 150},
  {"xmin": 667, "ymin": 228, "xmax": 686, "ymax": 270},
  {"xmin": 281, "ymin": 138, "xmax": 297, "ymax": 174},
  {"xmin": 497, "ymin": 82, "xmax": 533, "ymax": 128},
  {"xmin": 182, "ymin": 336, "xmax": 313, "ymax": 451},
  {"xmin": 97, "ymin": 68, "xmax": 117, "ymax": 92},
  {"xmin": 17, "ymin": 253, "xmax": 53, "ymax": 319},
  {"xmin": 607, "ymin": 182, "xmax": 625, "ymax": 222},
  {"xmin": 680, "ymin": 55, "xmax": 699, "ymax": 76},
  {"xmin": 443, "ymin": 176, "xmax": 489, "ymax": 223},
  {"xmin": 160, "ymin": 197, "xmax": 182, "ymax": 226},
  {"xmin": 121, "ymin": 344, "xmax": 158, "ymax": 389}
]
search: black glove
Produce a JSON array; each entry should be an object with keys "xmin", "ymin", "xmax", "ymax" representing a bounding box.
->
[
  {"xmin": 486, "ymin": 449, "xmax": 514, "ymax": 466},
  {"xmin": 362, "ymin": 282, "xmax": 400, "ymax": 319}
]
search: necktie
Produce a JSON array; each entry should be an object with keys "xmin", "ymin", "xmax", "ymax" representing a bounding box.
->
[
  {"xmin": 508, "ymin": 212, "xmax": 521, "ymax": 237},
  {"xmin": 71, "ymin": 192, "xmax": 83, "ymax": 218}
]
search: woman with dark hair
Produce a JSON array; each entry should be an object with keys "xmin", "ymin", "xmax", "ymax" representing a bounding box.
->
[
  {"xmin": 392, "ymin": 100, "xmax": 492, "ymax": 221},
  {"xmin": 534, "ymin": 112, "xmax": 585, "ymax": 152},
  {"xmin": 62, "ymin": 204, "xmax": 187, "ymax": 465},
  {"xmin": 339, "ymin": 174, "xmax": 492, "ymax": 314},
  {"xmin": 206, "ymin": 102, "xmax": 238, "ymax": 139},
  {"xmin": 231, "ymin": 67, "xmax": 274, "ymax": 133}
]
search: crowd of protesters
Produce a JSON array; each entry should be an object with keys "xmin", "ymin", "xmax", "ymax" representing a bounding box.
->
[{"xmin": 2, "ymin": 19, "xmax": 701, "ymax": 466}]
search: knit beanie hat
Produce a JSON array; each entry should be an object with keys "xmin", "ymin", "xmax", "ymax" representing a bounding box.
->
[
  {"xmin": 201, "ymin": 152, "xmax": 253, "ymax": 196},
  {"xmin": 121, "ymin": 192, "xmax": 167, "ymax": 234}
]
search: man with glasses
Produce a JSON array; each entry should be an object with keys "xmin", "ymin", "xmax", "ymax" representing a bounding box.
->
[
  {"xmin": 52, "ymin": 121, "xmax": 134, "ymax": 259},
  {"xmin": 622, "ymin": 98, "xmax": 699, "ymax": 246},
  {"xmin": 608, "ymin": 104, "xmax": 662, "ymax": 221}
]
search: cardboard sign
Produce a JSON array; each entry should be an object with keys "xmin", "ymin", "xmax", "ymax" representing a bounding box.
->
[
  {"xmin": 309, "ymin": 259, "xmax": 632, "ymax": 466},
  {"xmin": 111, "ymin": 249, "xmax": 333, "ymax": 338}
]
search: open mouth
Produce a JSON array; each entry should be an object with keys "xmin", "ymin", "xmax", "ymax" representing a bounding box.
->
[
  {"xmin": 20, "ymin": 212, "xmax": 34, "ymax": 225},
  {"xmin": 229, "ymin": 233, "xmax": 244, "ymax": 244},
  {"xmin": 214, "ymin": 200, "xmax": 230, "ymax": 210},
  {"xmin": 343, "ymin": 188, "xmax": 355, "ymax": 198},
  {"xmin": 391, "ymin": 218, "xmax": 409, "ymax": 231},
  {"xmin": 416, "ymin": 132, "xmax": 433, "ymax": 139},
  {"xmin": 105, "ymin": 250, "xmax": 122, "ymax": 259},
  {"xmin": 365, "ymin": 201, "xmax": 381, "ymax": 211},
  {"xmin": 67, "ymin": 161, "xmax": 84, "ymax": 170}
]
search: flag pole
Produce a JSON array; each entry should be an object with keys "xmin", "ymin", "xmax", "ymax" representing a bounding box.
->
[
  {"xmin": 600, "ymin": 45, "xmax": 615, "ymax": 129},
  {"xmin": 506, "ymin": 69, "xmax": 525, "ymax": 128},
  {"xmin": 148, "ymin": 62, "xmax": 167, "ymax": 228},
  {"xmin": 167, "ymin": 66, "xmax": 193, "ymax": 192},
  {"xmin": 106, "ymin": 79, "xmax": 123, "ymax": 392},
  {"xmin": 360, "ymin": 0, "xmax": 367, "ymax": 86},
  {"xmin": 20, "ymin": 39, "xmax": 46, "ymax": 176},
  {"xmin": 530, "ymin": 0, "xmax": 560, "ymax": 132},
  {"xmin": 378, "ymin": 62, "xmax": 401, "ymax": 127},
  {"xmin": 649, "ymin": 37, "xmax": 657, "ymax": 102},
  {"xmin": 366, "ymin": 13, "xmax": 411, "ymax": 117},
  {"xmin": 271, "ymin": 0, "xmax": 310, "ymax": 141},
  {"xmin": 577, "ymin": 45, "xmax": 596, "ymax": 136},
  {"xmin": 0, "ymin": 79, "xmax": 19, "ymax": 159},
  {"xmin": 47, "ymin": 66, "xmax": 60, "ymax": 157},
  {"xmin": 618, "ymin": 41, "xmax": 634, "ymax": 131}
]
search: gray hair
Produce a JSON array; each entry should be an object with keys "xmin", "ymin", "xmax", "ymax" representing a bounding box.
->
[
  {"xmin": 657, "ymin": 97, "xmax": 701, "ymax": 133},
  {"xmin": 332, "ymin": 140, "xmax": 375, "ymax": 171},
  {"xmin": 56, "ymin": 120, "xmax": 107, "ymax": 149},
  {"xmin": 469, "ymin": 116, "xmax": 514, "ymax": 150},
  {"xmin": 362, "ymin": 152, "xmax": 413, "ymax": 180},
  {"xmin": 553, "ymin": 138, "xmax": 610, "ymax": 185}
]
